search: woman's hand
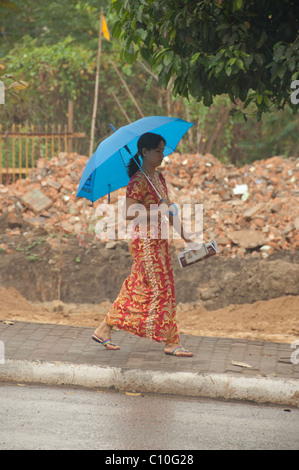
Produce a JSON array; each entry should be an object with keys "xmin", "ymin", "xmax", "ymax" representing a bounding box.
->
[
  {"xmin": 159, "ymin": 198, "xmax": 178, "ymax": 216},
  {"xmin": 182, "ymin": 235, "xmax": 203, "ymax": 252},
  {"xmin": 160, "ymin": 197, "xmax": 172, "ymax": 207},
  {"xmin": 158, "ymin": 198, "xmax": 173, "ymax": 216}
]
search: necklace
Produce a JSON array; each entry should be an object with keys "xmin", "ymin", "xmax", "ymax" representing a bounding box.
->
[
  {"xmin": 142, "ymin": 168, "xmax": 156, "ymax": 179},
  {"xmin": 143, "ymin": 170, "xmax": 168, "ymax": 201},
  {"xmin": 148, "ymin": 172, "xmax": 159, "ymax": 184}
]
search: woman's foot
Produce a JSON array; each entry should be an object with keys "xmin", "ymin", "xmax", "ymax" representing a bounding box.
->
[
  {"xmin": 164, "ymin": 344, "xmax": 193, "ymax": 357},
  {"xmin": 92, "ymin": 321, "xmax": 120, "ymax": 350}
]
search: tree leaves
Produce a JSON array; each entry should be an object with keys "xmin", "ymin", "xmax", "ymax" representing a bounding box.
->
[
  {"xmin": 0, "ymin": 0, "xmax": 19, "ymax": 12},
  {"xmin": 233, "ymin": 0, "xmax": 243, "ymax": 11},
  {"xmin": 111, "ymin": 0, "xmax": 299, "ymax": 117},
  {"xmin": 6, "ymin": 80, "xmax": 29, "ymax": 91}
]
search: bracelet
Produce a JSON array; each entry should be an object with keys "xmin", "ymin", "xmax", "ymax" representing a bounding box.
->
[{"xmin": 169, "ymin": 203, "xmax": 178, "ymax": 216}]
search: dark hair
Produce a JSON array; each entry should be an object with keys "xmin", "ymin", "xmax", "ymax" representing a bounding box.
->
[{"xmin": 127, "ymin": 132, "xmax": 166, "ymax": 178}]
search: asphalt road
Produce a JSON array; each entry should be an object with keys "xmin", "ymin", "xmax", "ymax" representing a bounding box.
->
[{"xmin": 0, "ymin": 383, "xmax": 298, "ymax": 450}]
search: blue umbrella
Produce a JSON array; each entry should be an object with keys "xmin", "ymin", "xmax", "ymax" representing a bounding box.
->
[{"xmin": 76, "ymin": 116, "xmax": 193, "ymax": 204}]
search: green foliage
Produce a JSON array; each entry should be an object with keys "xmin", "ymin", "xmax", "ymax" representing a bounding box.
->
[
  {"xmin": 236, "ymin": 106, "xmax": 299, "ymax": 162},
  {"xmin": 0, "ymin": 0, "xmax": 113, "ymax": 146},
  {"xmin": 1, "ymin": 36, "xmax": 97, "ymax": 128},
  {"xmin": 0, "ymin": 0, "xmax": 104, "ymax": 55},
  {"xmin": 0, "ymin": 20, "xmax": 170, "ymax": 153},
  {"xmin": 110, "ymin": 0, "xmax": 299, "ymax": 119},
  {"xmin": 0, "ymin": 0, "xmax": 298, "ymax": 165},
  {"xmin": 0, "ymin": 0, "xmax": 19, "ymax": 12}
]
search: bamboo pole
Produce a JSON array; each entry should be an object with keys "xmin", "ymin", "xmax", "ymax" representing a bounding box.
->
[
  {"xmin": 64, "ymin": 124, "xmax": 68, "ymax": 152},
  {"xmin": 12, "ymin": 123, "xmax": 16, "ymax": 183},
  {"xmin": 67, "ymin": 100, "xmax": 74, "ymax": 153},
  {"xmin": 31, "ymin": 124, "xmax": 35, "ymax": 169},
  {"xmin": 45, "ymin": 124, "xmax": 48, "ymax": 159},
  {"xmin": 185, "ymin": 105, "xmax": 194, "ymax": 150},
  {"xmin": 110, "ymin": 61, "xmax": 144, "ymax": 118},
  {"xmin": 18, "ymin": 124, "xmax": 21, "ymax": 178},
  {"xmin": 51, "ymin": 124, "xmax": 55, "ymax": 157},
  {"xmin": 58, "ymin": 124, "xmax": 61, "ymax": 154},
  {"xmin": 110, "ymin": 89, "xmax": 131, "ymax": 124},
  {"xmin": 5, "ymin": 124, "xmax": 9, "ymax": 185},
  {"xmin": 80, "ymin": 8, "xmax": 104, "ymax": 249},
  {"xmin": 25, "ymin": 125, "xmax": 29, "ymax": 177},
  {"xmin": 58, "ymin": 193, "xmax": 63, "ymax": 302},
  {"xmin": 0, "ymin": 124, "xmax": 2, "ymax": 184},
  {"xmin": 89, "ymin": 7, "xmax": 104, "ymax": 158}
]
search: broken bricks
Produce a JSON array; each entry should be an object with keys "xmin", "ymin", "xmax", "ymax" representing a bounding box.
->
[
  {"xmin": 21, "ymin": 188, "xmax": 53, "ymax": 214},
  {"xmin": 162, "ymin": 152, "xmax": 298, "ymax": 256},
  {"xmin": 0, "ymin": 150, "xmax": 298, "ymax": 259},
  {"xmin": 227, "ymin": 230, "xmax": 267, "ymax": 250}
]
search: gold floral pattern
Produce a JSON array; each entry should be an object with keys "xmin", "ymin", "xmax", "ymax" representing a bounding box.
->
[{"xmin": 104, "ymin": 170, "xmax": 180, "ymax": 345}]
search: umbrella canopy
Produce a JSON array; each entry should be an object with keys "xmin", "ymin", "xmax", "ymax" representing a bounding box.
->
[{"xmin": 76, "ymin": 116, "xmax": 193, "ymax": 203}]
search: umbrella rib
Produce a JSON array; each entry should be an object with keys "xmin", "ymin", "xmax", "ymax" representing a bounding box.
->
[
  {"xmin": 110, "ymin": 123, "xmax": 130, "ymax": 173},
  {"xmin": 77, "ymin": 117, "xmax": 193, "ymax": 202},
  {"xmin": 118, "ymin": 148, "xmax": 128, "ymax": 171}
]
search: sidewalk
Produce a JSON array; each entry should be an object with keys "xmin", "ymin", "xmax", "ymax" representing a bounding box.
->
[{"xmin": 0, "ymin": 320, "xmax": 298, "ymax": 407}]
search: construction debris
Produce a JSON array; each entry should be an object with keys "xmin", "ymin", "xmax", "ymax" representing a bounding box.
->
[
  {"xmin": 0, "ymin": 151, "xmax": 298, "ymax": 258},
  {"xmin": 163, "ymin": 152, "xmax": 299, "ymax": 257},
  {"xmin": 21, "ymin": 188, "xmax": 53, "ymax": 213}
]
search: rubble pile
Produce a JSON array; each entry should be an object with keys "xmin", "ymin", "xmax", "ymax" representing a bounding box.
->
[
  {"xmin": 0, "ymin": 153, "xmax": 106, "ymax": 238},
  {"xmin": 0, "ymin": 151, "xmax": 298, "ymax": 258},
  {"xmin": 163, "ymin": 152, "xmax": 299, "ymax": 257}
]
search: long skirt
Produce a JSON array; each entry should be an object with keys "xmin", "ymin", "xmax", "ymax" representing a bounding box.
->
[{"xmin": 105, "ymin": 237, "xmax": 180, "ymax": 344}]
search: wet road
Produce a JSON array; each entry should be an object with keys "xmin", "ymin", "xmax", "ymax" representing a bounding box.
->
[{"xmin": 0, "ymin": 383, "xmax": 298, "ymax": 450}]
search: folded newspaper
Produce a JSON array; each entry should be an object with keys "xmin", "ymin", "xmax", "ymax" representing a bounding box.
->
[{"xmin": 178, "ymin": 240, "xmax": 219, "ymax": 268}]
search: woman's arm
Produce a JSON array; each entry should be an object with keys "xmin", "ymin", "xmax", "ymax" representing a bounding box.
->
[
  {"xmin": 161, "ymin": 197, "xmax": 193, "ymax": 243},
  {"xmin": 125, "ymin": 197, "xmax": 198, "ymax": 245},
  {"xmin": 124, "ymin": 197, "xmax": 142, "ymax": 220},
  {"xmin": 124, "ymin": 197, "xmax": 170, "ymax": 222}
]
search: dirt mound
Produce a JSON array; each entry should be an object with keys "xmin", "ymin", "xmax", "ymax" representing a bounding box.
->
[
  {"xmin": 0, "ymin": 231, "xmax": 298, "ymax": 307},
  {"xmin": 195, "ymin": 258, "xmax": 299, "ymax": 310},
  {"xmin": 176, "ymin": 295, "xmax": 299, "ymax": 343},
  {"xmin": 0, "ymin": 286, "xmax": 40, "ymax": 315},
  {"xmin": 1, "ymin": 285, "xmax": 298, "ymax": 344},
  {"xmin": 0, "ymin": 153, "xmax": 298, "ymax": 343},
  {"xmin": 0, "ymin": 237, "xmax": 298, "ymax": 343}
]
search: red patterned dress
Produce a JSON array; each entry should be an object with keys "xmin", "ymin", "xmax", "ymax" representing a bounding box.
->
[{"xmin": 104, "ymin": 169, "xmax": 180, "ymax": 345}]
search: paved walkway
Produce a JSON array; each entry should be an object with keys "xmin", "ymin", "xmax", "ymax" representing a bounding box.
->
[{"xmin": 0, "ymin": 321, "xmax": 298, "ymax": 406}]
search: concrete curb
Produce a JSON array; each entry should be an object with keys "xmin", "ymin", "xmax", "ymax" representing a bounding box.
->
[{"xmin": 1, "ymin": 359, "xmax": 299, "ymax": 407}]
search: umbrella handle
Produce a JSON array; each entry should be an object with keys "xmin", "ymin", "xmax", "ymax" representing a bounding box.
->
[
  {"xmin": 110, "ymin": 123, "xmax": 178, "ymax": 216},
  {"xmin": 161, "ymin": 199, "xmax": 178, "ymax": 216}
]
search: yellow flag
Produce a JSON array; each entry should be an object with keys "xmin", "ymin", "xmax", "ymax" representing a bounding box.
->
[{"xmin": 102, "ymin": 15, "xmax": 110, "ymax": 41}]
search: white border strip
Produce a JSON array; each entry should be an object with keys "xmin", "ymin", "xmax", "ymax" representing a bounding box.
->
[{"xmin": 1, "ymin": 359, "xmax": 299, "ymax": 407}]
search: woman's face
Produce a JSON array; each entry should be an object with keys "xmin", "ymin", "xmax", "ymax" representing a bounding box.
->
[{"xmin": 142, "ymin": 140, "xmax": 165, "ymax": 167}]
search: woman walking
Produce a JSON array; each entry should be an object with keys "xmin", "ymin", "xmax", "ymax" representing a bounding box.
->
[{"xmin": 92, "ymin": 132, "xmax": 194, "ymax": 357}]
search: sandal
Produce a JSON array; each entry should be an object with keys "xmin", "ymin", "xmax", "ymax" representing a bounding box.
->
[
  {"xmin": 164, "ymin": 346, "xmax": 193, "ymax": 357},
  {"xmin": 92, "ymin": 334, "xmax": 120, "ymax": 350}
]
